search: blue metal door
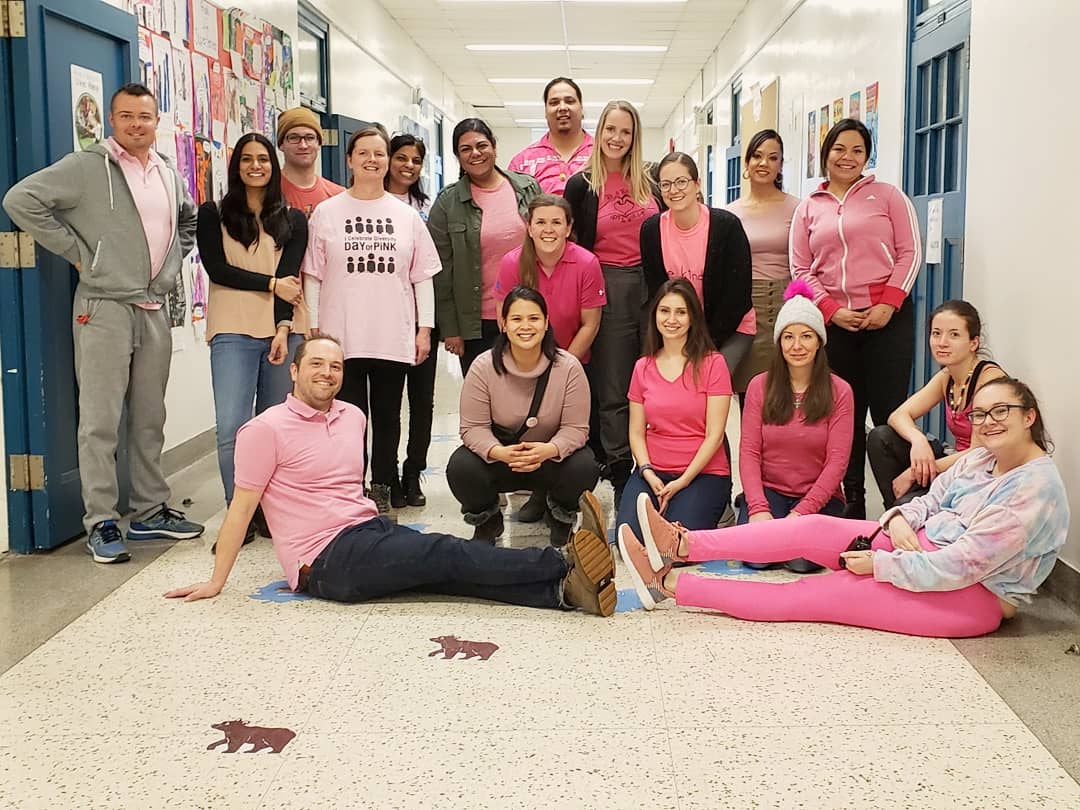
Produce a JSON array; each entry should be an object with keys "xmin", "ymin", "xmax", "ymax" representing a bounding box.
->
[
  {"xmin": 320, "ymin": 113, "xmax": 371, "ymax": 187},
  {"xmin": 3, "ymin": 0, "xmax": 137, "ymax": 551},
  {"xmin": 904, "ymin": 0, "xmax": 971, "ymax": 439}
]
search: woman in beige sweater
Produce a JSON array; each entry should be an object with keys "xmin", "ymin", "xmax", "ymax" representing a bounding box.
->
[{"xmin": 447, "ymin": 286, "xmax": 599, "ymax": 547}]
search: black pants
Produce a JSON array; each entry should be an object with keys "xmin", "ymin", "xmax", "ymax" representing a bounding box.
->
[
  {"xmin": 866, "ymin": 424, "xmax": 946, "ymax": 509},
  {"xmin": 305, "ymin": 517, "xmax": 567, "ymax": 608},
  {"xmin": 459, "ymin": 319, "xmax": 501, "ymax": 375},
  {"xmin": 403, "ymin": 341, "xmax": 437, "ymax": 477},
  {"xmin": 338, "ymin": 357, "xmax": 408, "ymax": 486},
  {"xmin": 824, "ymin": 297, "xmax": 914, "ymax": 504},
  {"xmin": 446, "ymin": 445, "xmax": 599, "ymax": 523}
]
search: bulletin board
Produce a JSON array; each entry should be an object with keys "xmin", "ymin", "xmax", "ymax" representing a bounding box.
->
[
  {"xmin": 738, "ymin": 79, "xmax": 779, "ymax": 197},
  {"xmin": 126, "ymin": 1, "xmax": 297, "ymax": 340}
]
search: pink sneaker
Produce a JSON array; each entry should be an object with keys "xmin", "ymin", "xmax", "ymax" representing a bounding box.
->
[
  {"xmin": 618, "ymin": 524, "xmax": 673, "ymax": 611},
  {"xmin": 636, "ymin": 493, "xmax": 689, "ymax": 570}
]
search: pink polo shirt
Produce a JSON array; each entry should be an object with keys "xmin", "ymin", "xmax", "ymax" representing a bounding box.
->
[
  {"xmin": 494, "ymin": 241, "xmax": 606, "ymax": 360},
  {"xmin": 739, "ymin": 372, "xmax": 853, "ymax": 516},
  {"xmin": 594, "ymin": 173, "xmax": 658, "ymax": 267},
  {"xmin": 661, "ymin": 204, "xmax": 755, "ymax": 336},
  {"xmin": 628, "ymin": 352, "xmax": 732, "ymax": 476},
  {"xmin": 234, "ymin": 395, "xmax": 378, "ymax": 590},
  {"xmin": 507, "ymin": 131, "xmax": 594, "ymax": 195},
  {"xmin": 106, "ymin": 137, "xmax": 174, "ymax": 309},
  {"xmin": 472, "ymin": 178, "xmax": 526, "ymax": 320}
]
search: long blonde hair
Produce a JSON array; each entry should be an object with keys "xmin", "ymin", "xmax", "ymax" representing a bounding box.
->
[{"xmin": 583, "ymin": 100, "xmax": 654, "ymax": 206}]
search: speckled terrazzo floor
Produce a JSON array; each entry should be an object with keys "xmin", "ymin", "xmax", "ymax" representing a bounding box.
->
[{"xmin": 2, "ymin": 351, "xmax": 1079, "ymax": 808}]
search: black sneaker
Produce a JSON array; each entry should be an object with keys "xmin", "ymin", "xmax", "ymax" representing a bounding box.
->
[
  {"xmin": 389, "ymin": 480, "xmax": 407, "ymax": 510},
  {"xmin": 251, "ymin": 505, "xmax": 271, "ymax": 538},
  {"xmin": 472, "ymin": 511, "xmax": 504, "ymax": 543},
  {"xmin": 402, "ymin": 471, "xmax": 426, "ymax": 507},
  {"xmin": 370, "ymin": 484, "xmax": 393, "ymax": 514},
  {"xmin": 211, "ymin": 522, "xmax": 257, "ymax": 554}
]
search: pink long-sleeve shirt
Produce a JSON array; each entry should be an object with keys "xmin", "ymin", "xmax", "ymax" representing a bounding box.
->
[
  {"xmin": 789, "ymin": 176, "xmax": 922, "ymax": 323},
  {"xmin": 739, "ymin": 372, "xmax": 854, "ymax": 516},
  {"xmin": 459, "ymin": 348, "xmax": 590, "ymax": 463}
]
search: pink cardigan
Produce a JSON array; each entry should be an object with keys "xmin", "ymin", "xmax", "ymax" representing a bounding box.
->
[
  {"xmin": 459, "ymin": 348, "xmax": 590, "ymax": 462},
  {"xmin": 739, "ymin": 372, "xmax": 854, "ymax": 516},
  {"xmin": 789, "ymin": 176, "xmax": 921, "ymax": 323}
]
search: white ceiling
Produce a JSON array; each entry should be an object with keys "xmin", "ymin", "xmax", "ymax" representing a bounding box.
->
[{"xmin": 378, "ymin": 0, "xmax": 751, "ymax": 129}]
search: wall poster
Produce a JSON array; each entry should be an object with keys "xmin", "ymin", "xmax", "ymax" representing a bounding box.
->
[{"xmin": 71, "ymin": 64, "xmax": 104, "ymax": 151}]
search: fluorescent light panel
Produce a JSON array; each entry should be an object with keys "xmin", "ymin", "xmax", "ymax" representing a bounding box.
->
[
  {"xmin": 503, "ymin": 101, "xmax": 646, "ymax": 107},
  {"xmin": 490, "ymin": 78, "xmax": 655, "ymax": 85},
  {"xmin": 447, "ymin": 1, "xmax": 684, "ymax": 4},
  {"xmin": 467, "ymin": 44, "xmax": 667, "ymax": 52}
]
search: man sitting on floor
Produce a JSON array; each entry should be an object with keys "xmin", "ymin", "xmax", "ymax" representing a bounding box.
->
[{"xmin": 165, "ymin": 336, "xmax": 615, "ymax": 616}]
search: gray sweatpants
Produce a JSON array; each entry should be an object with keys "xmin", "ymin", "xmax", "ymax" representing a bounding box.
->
[{"xmin": 72, "ymin": 287, "xmax": 172, "ymax": 532}]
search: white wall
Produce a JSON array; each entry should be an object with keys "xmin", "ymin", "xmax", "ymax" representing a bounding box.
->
[
  {"xmin": 662, "ymin": 0, "xmax": 908, "ymax": 195},
  {"xmin": 965, "ymin": 0, "xmax": 1080, "ymax": 570}
]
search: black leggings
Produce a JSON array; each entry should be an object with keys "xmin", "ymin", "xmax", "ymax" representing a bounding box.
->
[{"xmin": 338, "ymin": 357, "xmax": 408, "ymax": 486}]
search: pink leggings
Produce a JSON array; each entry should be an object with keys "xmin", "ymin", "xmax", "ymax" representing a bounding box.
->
[{"xmin": 675, "ymin": 514, "xmax": 1004, "ymax": 638}]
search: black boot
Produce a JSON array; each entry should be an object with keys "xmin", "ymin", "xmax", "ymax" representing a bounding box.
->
[
  {"xmin": 472, "ymin": 511, "xmax": 504, "ymax": 543},
  {"xmin": 389, "ymin": 478, "xmax": 407, "ymax": 510},
  {"xmin": 514, "ymin": 490, "xmax": 547, "ymax": 523},
  {"xmin": 842, "ymin": 481, "xmax": 866, "ymax": 520},
  {"xmin": 402, "ymin": 469, "xmax": 426, "ymax": 507},
  {"xmin": 610, "ymin": 460, "xmax": 632, "ymax": 513},
  {"xmin": 545, "ymin": 509, "xmax": 574, "ymax": 548},
  {"xmin": 251, "ymin": 504, "xmax": 271, "ymax": 538}
]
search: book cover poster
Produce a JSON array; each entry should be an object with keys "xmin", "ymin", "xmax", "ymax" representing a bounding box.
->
[{"xmin": 865, "ymin": 81, "xmax": 879, "ymax": 168}]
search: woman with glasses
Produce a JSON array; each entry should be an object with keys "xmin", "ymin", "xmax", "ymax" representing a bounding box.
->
[
  {"xmin": 640, "ymin": 152, "xmax": 753, "ymax": 375},
  {"xmin": 429, "ymin": 118, "xmax": 542, "ymax": 374},
  {"xmin": 790, "ymin": 118, "xmax": 922, "ymax": 519},
  {"xmin": 198, "ymin": 132, "xmax": 308, "ymax": 545},
  {"xmin": 619, "ymin": 377, "xmax": 1068, "ymax": 638},
  {"xmin": 868, "ymin": 300, "xmax": 1004, "ymax": 508},
  {"xmin": 385, "ymin": 134, "xmax": 435, "ymax": 507},
  {"xmin": 563, "ymin": 100, "xmax": 660, "ymax": 503}
]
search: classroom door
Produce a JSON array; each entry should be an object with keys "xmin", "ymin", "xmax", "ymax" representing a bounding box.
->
[
  {"xmin": 904, "ymin": 0, "xmax": 971, "ymax": 438},
  {"xmin": 320, "ymin": 112, "xmax": 371, "ymax": 187},
  {"xmin": 1, "ymin": 0, "xmax": 138, "ymax": 551}
]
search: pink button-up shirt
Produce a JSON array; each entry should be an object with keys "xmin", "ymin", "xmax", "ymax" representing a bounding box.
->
[
  {"xmin": 105, "ymin": 137, "xmax": 174, "ymax": 303},
  {"xmin": 508, "ymin": 131, "xmax": 594, "ymax": 195}
]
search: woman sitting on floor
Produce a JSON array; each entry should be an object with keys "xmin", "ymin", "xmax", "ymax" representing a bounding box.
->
[
  {"xmin": 446, "ymin": 286, "xmax": 598, "ymax": 547},
  {"xmin": 618, "ymin": 377, "xmax": 1068, "ymax": 638},
  {"xmin": 616, "ymin": 278, "xmax": 733, "ymax": 542},
  {"xmin": 868, "ymin": 299, "xmax": 1005, "ymax": 508},
  {"xmin": 736, "ymin": 280, "xmax": 854, "ymax": 573}
]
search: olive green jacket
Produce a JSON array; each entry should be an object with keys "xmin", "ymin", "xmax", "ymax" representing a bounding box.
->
[{"xmin": 428, "ymin": 168, "xmax": 541, "ymax": 340}]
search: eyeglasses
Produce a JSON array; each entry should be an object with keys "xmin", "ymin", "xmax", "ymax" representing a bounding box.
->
[
  {"xmin": 285, "ymin": 133, "xmax": 320, "ymax": 145},
  {"xmin": 658, "ymin": 177, "xmax": 693, "ymax": 193},
  {"xmin": 966, "ymin": 404, "xmax": 1027, "ymax": 425}
]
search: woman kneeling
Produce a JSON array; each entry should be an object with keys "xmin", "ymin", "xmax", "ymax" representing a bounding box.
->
[
  {"xmin": 619, "ymin": 377, "xmax": 1068, "ymax": 638},
  {"xmin": 447, "ymin": 287, "xmax": 598, "ymax": 546}
]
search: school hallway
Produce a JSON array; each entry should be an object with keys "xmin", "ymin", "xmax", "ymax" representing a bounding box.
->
[{"xmin": 2, "ymin": 352, "xmax": 1079, "ymax": 809}]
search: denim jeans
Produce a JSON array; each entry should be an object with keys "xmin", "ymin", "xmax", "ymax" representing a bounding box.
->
[
  {"xmin": 210, "ymin": 332, "xmax": 302, "ymax": 503},
  {"xmin": 735, "ymin": 487, "xmax": 845, "ymax": 572},
  {"xmin": 304, "ymin": 516, "xmax": 568, "ymax": 608},
  {"xmin": 616, "ymin": 468, "xmax": 732, "ymax": 541}
]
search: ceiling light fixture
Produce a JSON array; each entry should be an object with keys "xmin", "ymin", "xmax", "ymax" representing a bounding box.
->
[
  {"xmin": 467, "ymin": 44, "xmax": 667, "ymax": 53},
  {"xmin": 490, "ymin": 78, "xmax": 655, "ymax": 85}
]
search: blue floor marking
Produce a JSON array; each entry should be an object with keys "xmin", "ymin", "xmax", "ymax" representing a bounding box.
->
[{"xmin": 249, "ymin": 581, "xmax": 313, "ymax": 603}]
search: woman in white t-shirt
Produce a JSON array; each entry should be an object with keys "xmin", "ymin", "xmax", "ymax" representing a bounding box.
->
[{"xmin": 303, "ymin": 123, "xmax": 441, "ymax": 513}]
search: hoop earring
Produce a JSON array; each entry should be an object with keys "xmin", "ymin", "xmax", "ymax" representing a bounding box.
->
[{"xmin": 741, "ymin": 169, "xmax": 749, "ymax": 179}]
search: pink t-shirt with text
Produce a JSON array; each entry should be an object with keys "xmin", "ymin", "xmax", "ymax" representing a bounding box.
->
[
  {"xmin": 593, "ymin": 173, "xmax": 658, "ymax": 267},
  {"xmin": 494, "ymin": 241, "xmax": 606, "ymax": 361},
  {"xmin": 628, "ymin": 352, "xmax": 732, "ymax": 476},
  {"xmin": 304, "ymin": 192, "xmax": 441, "ymax": 364},
  {"xmin": 472, "ymin": 179, "xmax": 526, "ymax": 320},
  {"xmin": 234, "ymin": 395, "xmax": 379, "ymax": 590}
]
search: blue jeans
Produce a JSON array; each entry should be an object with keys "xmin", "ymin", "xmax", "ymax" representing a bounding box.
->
[
  {"xmin": 210, "ymin": 332, "xmax": 302, "ymax": 503},
  {"xmin": 305, "ymin": 517, "xmax": 568, "ymax": 608},
  {"xmin": 616, "ymin": 469, "xmax": 732, "ymax": 541},
  {"xmin": 736, "ymin": 487, "xmax": 845, "ymax": 572}
]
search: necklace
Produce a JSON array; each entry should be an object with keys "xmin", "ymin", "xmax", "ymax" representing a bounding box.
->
[
  {"xmin": 793, "ymin": 391, "xmax": 806, "ymax": 408},
  {"xmin": 948, "ymin": 361, "xmax": 977, "ymax": 412}
]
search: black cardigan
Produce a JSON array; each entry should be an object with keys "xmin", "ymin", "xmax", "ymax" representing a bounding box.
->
[
  {"xmin": 563, "ymin": 170, "xmax": 662, "ymax": 252},
  {"xmin": 639, "ymin": 208, "xmax": 753, "ymax": 349},
  {"xmin": 196, "ymin": 203, "xmax": 308, "ymax": 325}
]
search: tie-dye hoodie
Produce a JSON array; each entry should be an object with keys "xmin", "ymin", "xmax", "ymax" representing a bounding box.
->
[{"xmin": 873, "ymin": 448, "xmax": 1069, "ymax": 604}]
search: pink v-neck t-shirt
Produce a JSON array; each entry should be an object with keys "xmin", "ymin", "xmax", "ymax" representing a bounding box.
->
[{"xmin": 472, "ymin": 178, "xmax": 526, "ymax": 320}]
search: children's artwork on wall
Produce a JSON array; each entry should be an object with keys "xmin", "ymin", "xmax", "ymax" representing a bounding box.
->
[
  {"xmin": 239, "ymin": 78, "xmax": 260, "ymax": 136},
  {"xmin": 175, "ymin": 131, "xmax": 196, "ymax": 200},
  {"xmin": 192, "ymin": 0, "xmax": 219, "ymax": 57},
  {"xmin": 832, "ymin": 98, "xmax": 844, "ymax": 125},
  {"xmin": 151, "ymin": 33, "xmax": 173, "ymax": 117},
  {"xmin": 211, "ymin": 140, "xmax": 227, "ymax": 202},
  {"xmin": 210, "ymin": 63, "xmax": 225, "ymax": 143},
  {"xmin": 224, "ymin": 72, "xmax": 241, "ymax": 148},
  {"xmin": 819, "ymin": 105, "xmax": 830, "ymax": 148},
  {"xmin": 806, "ymin": 109, "xmax": 816, "ymax": 178},
  {"xmin": 162, "ymin": 0, "xmax": 189, "ymax": 47},
  {"xmin": 133, "ymin": 0, "xmax": 163, "ymax": 33},
  {"xmin": 263, "ymin": 23, "xmax": 276, "ymax": 88},
  {"xmin": 138, "ymin": 29, "xmax": 154, "ymax": 89},
  {"xmin": 191, "ymin": 53, "xmax": 211, "ymax": 138},
  {"xmin": 189, "ymin": 251, "xmax": 207, "ymax": 340},
  {"xmin": 279, "ymin": 33, "xmax": 293, "ymax": 95},
  {"xmin": 194, "ymin": 136, "xmax": 213, "ymax": 205},
  {"xmin": 849, "ymin": 91, "xmax": 862, "ymax": 121},
  {"xmin": 865, "ymin": 82, "xmax": 880, "ymax": 169},
  {"xmin": 241, "ymin": 24, "xmax": 262, "ymax": 81},
  {"xmin": 172, "ymin": 46, "xmax": 194, "ymax": 132}
]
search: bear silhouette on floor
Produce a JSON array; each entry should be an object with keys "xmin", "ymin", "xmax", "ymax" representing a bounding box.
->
[
  {"xmin": 429, "ymin": 635, "xmax": 499, "ymax": 661},
  {"xmin": 207, "ymin": 720, "xmax": 296, "ymax": 753}
]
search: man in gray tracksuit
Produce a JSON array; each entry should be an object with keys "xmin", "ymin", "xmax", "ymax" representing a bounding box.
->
[{"xmin": 3, "ymin": 83, "xmax": 204, "ymax": 563}]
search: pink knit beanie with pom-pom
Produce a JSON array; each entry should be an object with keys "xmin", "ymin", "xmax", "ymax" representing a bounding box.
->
[{"xmin": 773, "ymin": 279, "xmax": 827, "ymax": 344}]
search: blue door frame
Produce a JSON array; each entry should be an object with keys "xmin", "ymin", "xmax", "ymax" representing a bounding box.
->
[
  {"xmin": 904, "ymin": 0, "xmax": 971, "ymax": 441},
  {"xmin": 2, "ymin": 0, "xmax": 138, "ymax": 552},
  {"xmin": 320, "ymin": 113, "xmax": 372, "ymax": 187}
]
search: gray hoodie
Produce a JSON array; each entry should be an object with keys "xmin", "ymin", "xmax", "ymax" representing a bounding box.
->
[{"xmin": 2, "ymin": 141, "xmax": 197, "ymax": 304}]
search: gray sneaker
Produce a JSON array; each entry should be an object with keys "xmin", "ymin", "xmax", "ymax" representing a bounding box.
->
[
  {"xmin": 86, "ymin": 520, "xmax": 131, "ymax": 564},
  {"xmin": 127, "ymin": 504, "xmax": 204, "ymax": 541}
]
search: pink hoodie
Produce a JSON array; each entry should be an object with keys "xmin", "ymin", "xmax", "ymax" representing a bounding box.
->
[{"xmin": 789, "ymin": 176, "xmax": 921, "ymax": 323}]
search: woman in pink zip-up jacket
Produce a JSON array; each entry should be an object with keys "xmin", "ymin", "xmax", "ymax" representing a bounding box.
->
[{"xmin": 790, "ymin": 118, "xmax": 922, "ymax": 518}]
